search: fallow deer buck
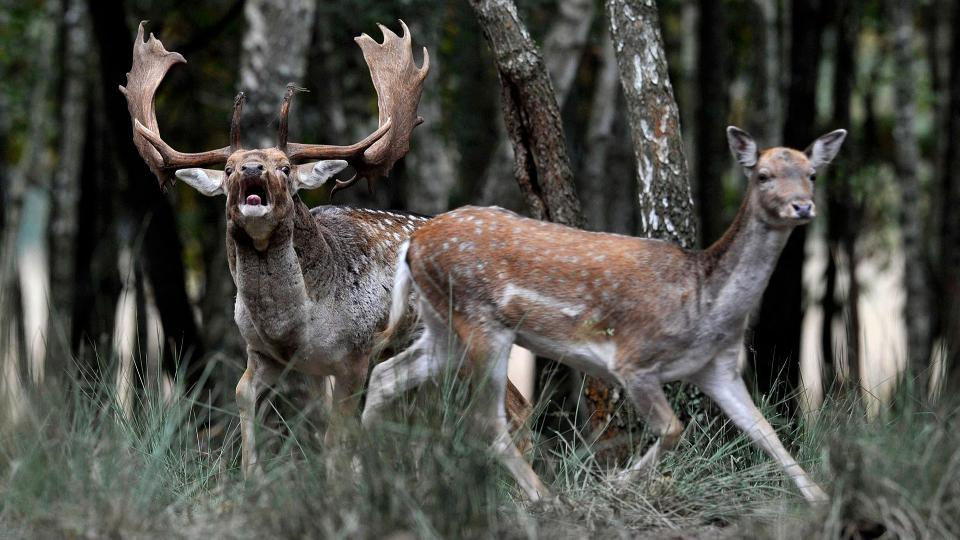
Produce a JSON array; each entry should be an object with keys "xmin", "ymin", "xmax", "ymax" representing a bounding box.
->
[
  {"xmin": 121, "ymin": 21, "xmax": 529, "ymax": 477},
  {"xmin": 363, "ymin": 127, "xmax": 847, "ymax": 503}
]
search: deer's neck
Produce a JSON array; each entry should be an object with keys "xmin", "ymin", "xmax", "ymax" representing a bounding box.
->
[
  {"xmin": 230, "ymin": 199, "xmax": 335, "ymax": 335},
  {"xmin": 700, "ymin": 194, "xmax": 793, "ymax": 321}
]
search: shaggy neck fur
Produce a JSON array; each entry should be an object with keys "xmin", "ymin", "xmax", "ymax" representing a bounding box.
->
[{"xmin": 229, "ymin": 197, "xmax": 337, "ymax": 344}]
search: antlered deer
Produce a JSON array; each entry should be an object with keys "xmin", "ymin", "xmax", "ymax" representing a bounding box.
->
[
  {"xmin": 121, "ymin": 21, "xmax": 528, "ymax": 477},
  {"xmin": 363, "ymin": 127, "xmax": 847, "ymax": 503}
]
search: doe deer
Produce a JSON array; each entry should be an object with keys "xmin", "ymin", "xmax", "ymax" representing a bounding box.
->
[
  {"xmin": 121, "ymin": 22, "xmax": 529, "ymax": 477},
  {"xmin": 363, "ymin": 127, "xmax": 847, "ymax": 503}
]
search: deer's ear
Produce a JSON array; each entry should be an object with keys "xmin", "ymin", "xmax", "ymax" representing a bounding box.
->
[
  {"xmin": 726, "ymin": 126, "xmax": 759, "ymax": 170},
  {"xmin": 175, "ymin": 168, "xmax": 225, "ymax": 196},
  {"xmin": 805, "ymin": 129, "xmax": 847, "ymax": 169},
  {"xmin": 294, "ymin": 160, "xmax": 349, "ymax": 191}
]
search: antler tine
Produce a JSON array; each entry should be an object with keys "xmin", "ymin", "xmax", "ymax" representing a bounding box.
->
[
  {"xmin": 277, "ymin": 83, "xmax": 308, "ymax": 151},
  {"xmin": 285, "ymin": 20, "xmax": 429, "ymax": 196},
  {"xmin": 230, "ymin": 92, "xmax": 246, "ymax": 152},
  {"xmin": 120, "ymin": 21, "xmax": 232, "ymax": 190}
]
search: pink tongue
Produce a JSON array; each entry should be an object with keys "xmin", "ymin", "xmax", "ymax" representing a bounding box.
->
[{"xmin": 245, "ymin": 194, "xmax": 262, "ymax": 205}]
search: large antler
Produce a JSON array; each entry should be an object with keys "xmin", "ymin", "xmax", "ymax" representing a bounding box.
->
[
  {"xmin": 120, "ymin": 22, "xmax": 238, "ymax": 191},
  {"xmin": 284, "ymin": 20, "xmax": 430, "ymax": 193}
]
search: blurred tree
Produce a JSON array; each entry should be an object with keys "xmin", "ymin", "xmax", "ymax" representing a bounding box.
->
[
  {"xmin": 580, "ymin": 30, "xmax": 619, "ymax": 232},
  {"xmin": 821, "ymin": 0, "xmax": 861, "ymax": 396},
  {"xmin": 49, "ymin": 0, "xmax": 89, "ymax": 371},
  {"xmin": 88, "ymin": 0, "xmax": 206, "ymax": 389},
  {"xmin": 751, "ymin": 0, "xmax": 826, "ymax": 420},
  {"xmin": 754, "ymin": 0, "xmax": 783, "ymax": 146},
  {"xmin": 888, "ymin": 0, "xmax": 933, "ymax": 395},
  {"xmin": 943, "ymin": 0, "xmax": 960, "ymax": 389},
  {"xmin": 403, "ymin": 19, "xmax": 458, "ymax": 215}
]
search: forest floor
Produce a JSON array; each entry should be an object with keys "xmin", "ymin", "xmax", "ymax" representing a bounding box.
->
[{"xmin": 0, "ymin": 363, "xmax": 957, "ymax": 539}]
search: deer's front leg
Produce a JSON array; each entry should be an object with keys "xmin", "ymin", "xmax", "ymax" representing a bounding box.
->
[
  {"xmin": 690, "ymin": 354, "xmax": 828, "ymax": 503},
  {"xmin": 237, "ymin": 351, "xmax": 279, "ymax": 479},
  {"xmin": 617, "ymin": 378, "xmax": 684, "ymax": 482}
]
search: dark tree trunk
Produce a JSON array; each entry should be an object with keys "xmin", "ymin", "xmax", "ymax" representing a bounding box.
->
[
  {"xmin": 469, "ymin": 0, "xmax": 585, "ymax": 227},
  {"xmin": 695, "ymin": 0, "xmax": 728, "ymax": 246},
  {"xmin": 821, "ymin": 0, "xmax": 860, "ymax": 395},
  {"xmin": 87, "ymin": 0, "xmax": 206, "ymax": 390},
  {"xmin": 889, "ymin": 0, "xmax": 933, "ymax": 396},
  {"xmin": 49, "ymin": 0, "xmax": 90, "ymax": 375},
  {"xmin": 943, "ymin": 0, "xmax": 960, "ymax": 389},
  {"xmin": 751, "ymin": 0, "xmax": 825, "ymax": 419},
  {"xmin": 72, "ymin": 97, "xmax": 121, "ymax": 383}
]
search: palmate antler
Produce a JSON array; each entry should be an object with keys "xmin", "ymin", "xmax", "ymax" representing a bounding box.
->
[
  {"xmin": 280, "ymin": 20, "xmax": 430, "ymax": 195},
  {"xmin": 122, "ymin": 20, "xmax": 429, "ymax": 194},
  {"xmin": 120, "ymin": 22, "xmax": 238, "ymax": 190}
]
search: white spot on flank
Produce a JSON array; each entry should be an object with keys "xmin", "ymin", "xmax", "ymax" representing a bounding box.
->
[{"xmin": 500, "ymin": 284, "xmax": 585, "ymax": 318}]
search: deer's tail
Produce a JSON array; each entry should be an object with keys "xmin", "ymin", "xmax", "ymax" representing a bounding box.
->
[{"xmin": 376, "ymin": 240, "xmax": 413, "ymax": 351}]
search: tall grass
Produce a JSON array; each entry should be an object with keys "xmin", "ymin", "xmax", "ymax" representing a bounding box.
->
[{"xmin": 1, "ymin": 349, "xmax": 957, "ymax": 538}]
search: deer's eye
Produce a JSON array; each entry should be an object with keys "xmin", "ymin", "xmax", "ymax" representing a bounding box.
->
[
  {"xmin": 225, "ymin": 167, "xmax": 234, "ymax": 175},
  {"xmin": 280, "ymin": 166, "xmax": 291, "ymax": 175},
  {"xmin": 757, "ymin": 172, "xmax": 771, "ymax": 182},
  {"xmin": 809, "ymin": 172, "xmax": 817, "ymax": 182}
]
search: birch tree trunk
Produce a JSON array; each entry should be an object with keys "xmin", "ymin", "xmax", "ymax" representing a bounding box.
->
[
  {"xmin": 605, "ymin": 0, "xmax": 695, "ymax": 247},
  {"xmin": 468, "ymin": 0, "xmax": 584, "ymax": 227},
  {"xmin": 888, "ymin": 0, "xmax": 932, "ymax": 395},
  {"xmin": 477, "ymin": 0, "xmax": 594, "ymax": 212},
  {"xmin": 239, "ymin": 0, "xmax": 318, "ymax": 147}
]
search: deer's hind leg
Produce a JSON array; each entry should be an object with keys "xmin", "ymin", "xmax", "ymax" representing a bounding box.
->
[
  {"xmin": 362, "ymin": 326, "xmax": 448, "ymax": 426},
  {"xmin": 457, "ymin": 321, "xmax": 552, "ymax": 503}
]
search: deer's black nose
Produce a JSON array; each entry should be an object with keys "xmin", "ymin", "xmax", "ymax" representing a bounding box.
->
[
  {"xmin": 240, "ymin": 162, "xmax": 265, "ymax": 176},
  {"xmin": 792, "ymin": 202, "xmax": 813, "ymax": 218}
]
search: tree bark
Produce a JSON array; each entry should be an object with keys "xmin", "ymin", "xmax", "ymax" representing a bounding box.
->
[
  {"xmin": 606, "ymin": 0, "xmax": 696, "ymax": 247},
  {"xmin": 477, "ymin": 0, "xmax": 594, "ymax": 213},
  {"xmin": 888, "ymin": 0, "xmax": 933, "ymax": 395},
  {"xmin": 239, "ymin": 0, "xmax": 318, "ymax": 147},
  {"xmin": 694, "ymin": 0, "xmax": 729, "ymax": 246},
  {"xmin": 468, "ymin": 0, "xmax": 584, "ymax": 227},
  {"xmin": 750, "ymin": 0, "xmax": 825, "ymax": 419}
]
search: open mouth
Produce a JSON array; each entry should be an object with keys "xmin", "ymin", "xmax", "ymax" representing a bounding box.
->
[{"xmin": 240, "ymin": 176, "xmax": 269, "ymax": 206}]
